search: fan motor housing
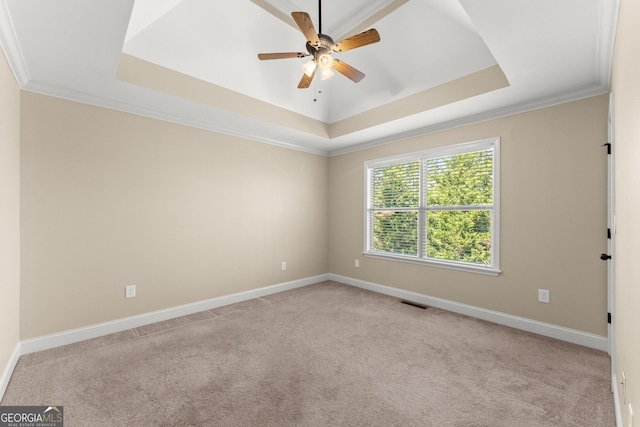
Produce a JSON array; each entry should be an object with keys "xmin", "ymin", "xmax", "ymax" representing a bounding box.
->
[{"xmin": 306, "ymin": 33, "xmax": 335, "ymax": 56}]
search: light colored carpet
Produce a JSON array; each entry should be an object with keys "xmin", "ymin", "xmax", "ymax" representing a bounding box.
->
[{"xmin": 1, "ymin": 281, "xmax": 615, "ymax": 426}]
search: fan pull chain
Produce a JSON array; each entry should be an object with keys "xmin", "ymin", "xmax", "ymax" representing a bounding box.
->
[{"xmin": 313, "ymin": 80, "xmax": 322, "ymax": 102}]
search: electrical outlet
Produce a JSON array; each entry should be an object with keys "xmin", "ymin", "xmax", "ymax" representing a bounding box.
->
[
  {"xmin": 125, "ymin": 285, "xmax": 136, "ymax": 299},
  {"xmin": 538, "ymin": 289, "xmax": 550, "ymax": 303},
  {"xmin": 355, "ymin": 259, "xmax": 360, "ymax": 268},
  {"xmin": 281, "ymin": 261, "xmax": 287, "ymax": 271}
]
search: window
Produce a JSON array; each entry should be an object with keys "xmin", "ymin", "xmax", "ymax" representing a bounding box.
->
[{"xmin": 364, "ymin": 138, "xmax": 500, "ymax": 275}]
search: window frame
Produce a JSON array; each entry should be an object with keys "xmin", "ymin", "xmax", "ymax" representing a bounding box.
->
[{"xmin": 363, "ymin": 137, "xmax": 501, "ymax": 276}]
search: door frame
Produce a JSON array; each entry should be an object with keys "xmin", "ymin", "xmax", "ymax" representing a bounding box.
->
[{"xmin": 606, "ymin": 92, "xmax": 616, "ymax": 362}]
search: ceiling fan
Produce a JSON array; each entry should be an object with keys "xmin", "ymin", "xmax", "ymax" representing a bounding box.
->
[{"xmin": 257, "ymin": 0, "xmax": 381, "ymax": 88}]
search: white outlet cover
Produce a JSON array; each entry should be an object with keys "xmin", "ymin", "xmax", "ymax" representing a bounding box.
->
[
  {"xmin": 538, "ymin": 289, "xmax": 550, "ymax": 303},
  {"xmin": 125, "ymin": 285, "xmax": 136, "ymax": 298}
]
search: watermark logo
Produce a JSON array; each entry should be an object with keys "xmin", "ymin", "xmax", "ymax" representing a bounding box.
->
[{"xmin": 0, "ymin": 406, "xmax": 63, "ymax": 427}]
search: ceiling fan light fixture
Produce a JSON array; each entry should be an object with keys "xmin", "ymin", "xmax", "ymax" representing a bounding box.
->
[
  {"xmin": 321, "ymin": 67, "xmax": 334, "ymax": 80},
  {"xmin": 257, "ymin": 0, "xmax": 381, "ymax": 88},
  {"xmin": 302, "ymin": 59, "xmax": 316, "ymax": 77},
  {"xmin": 317, "ymin": 52, "xmax": 334, "ymax": 70}
]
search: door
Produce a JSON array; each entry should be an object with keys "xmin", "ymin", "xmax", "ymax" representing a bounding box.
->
[{"xmin": 606, "ymin": 92, "xmax": 616, "ymax": 363}]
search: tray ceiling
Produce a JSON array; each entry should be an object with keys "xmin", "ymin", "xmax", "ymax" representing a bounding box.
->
[{"xmin": 0, "ymin": 0, "xmax": 617, "ymax": 155}]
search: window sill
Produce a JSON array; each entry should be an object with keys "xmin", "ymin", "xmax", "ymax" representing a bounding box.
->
[{"xmin": 362, "ymin": 252, "xmax": 501, "ymax": 276}]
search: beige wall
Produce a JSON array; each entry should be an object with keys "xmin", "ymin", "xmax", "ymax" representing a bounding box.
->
[
  {"xmin": 329, "ymin": 95, "xmax": 609, "ymax": 336},
  {"xmin": 611, "ymin": 0, "xmax": 640, "ymax": 424},
  {"xmin": 19, "ymin": 92, "xmax": 329, "ymax": 339},
  {"xmin": 0, "ymin": 49, "xmax": 21, "ymax": 380}
]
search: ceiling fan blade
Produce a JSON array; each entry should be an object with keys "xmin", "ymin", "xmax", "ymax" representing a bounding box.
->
[
  {"xmin": 292, "ymin": 11, "xmax": 319, "ymax": 46},
  {"xmin": 333, "ymin": 59, "xmax": 365, "ymax": 83},
  {"xmin": 333, "ymin": 29, "xmax": 380, "ymax": 52},
  {"xmin": 258, "ymin": 52, "xmax": 310, "ymax": 60},
  {"xmin": 298, "ymin": 69, "xmax": 316, "ymax": 89}
]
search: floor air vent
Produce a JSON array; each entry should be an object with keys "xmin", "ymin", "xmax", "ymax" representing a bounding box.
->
[{"xmin": 401, "ymin": 300, "xmax": 429, "ymax": 309}]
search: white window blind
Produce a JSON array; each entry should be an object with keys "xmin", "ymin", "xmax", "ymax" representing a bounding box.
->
[{"xmin": 365, "ymin": 138, "xmax": 500, "ymax": 275}]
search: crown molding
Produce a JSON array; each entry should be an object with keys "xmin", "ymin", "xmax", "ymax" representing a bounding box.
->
[
  {"xmin": 21, "ymin": 79, "xmax": 609, "ymax": 160},
  {"xmin": 327, "ymin": 84, "xmax": 610, "ymax": 157},
  {"xmin": 596, "ymin": 0, "xmax": 620, "ymax": 89},
  {"xmin": 0, "ymin": 0, "xmax": 30, "ymax": 85},
  {"xmin": 1, "ymin": 0, "xmax": 617, "ymax": 160},
  {"xmin": 21, "ymin": 80, "xmax": 331, "ymax": 157}
]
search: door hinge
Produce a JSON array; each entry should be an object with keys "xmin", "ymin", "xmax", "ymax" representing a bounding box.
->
[
  {"xmin": 608, "ymin": 228, "xmax": 611, "ymax": 239},
  {"xmin": 608, "ymin": 312, "xmax": 612, "ymax": 324},
  {"xmin": 603, "ymin": 142, "xmax": 611, "ymax": 154},
  {"xmin": 600, "ymin": 253, "xmax": 612, "ymax": 260}
]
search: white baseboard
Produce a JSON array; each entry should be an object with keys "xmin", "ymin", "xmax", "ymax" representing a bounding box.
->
[
  {"xmin": 18, "ymin": 272, "xmax": 608, "ymax": 357},
  {"xmin": 20, "ymin": 274, "xmax": 330, "ymax": 355},
  {"xmin": 330, "ymin": 274, "xmax": 609, "ymax": 352},
  {"xmin": 6, "ymin": 272, "xmax": 612, "ymax": 407},
  {"xmin": 0, "ymin": 343, "xmax": 20, "ymax": 402}
]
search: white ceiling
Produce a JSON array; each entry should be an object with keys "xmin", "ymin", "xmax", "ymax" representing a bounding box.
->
[{"xmin": 0, "ymin": 0, "xmax": 617, "ymax": 155}]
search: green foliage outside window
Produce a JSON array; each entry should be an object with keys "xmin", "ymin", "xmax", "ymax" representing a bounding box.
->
[
  {"xmin": 371, "ymin": 162, "xmax": 419, "ymax": 255},
  {"xmin": 426, "ymin": 151, "xmax": 493, "ymax": 265},
  {"xmin": 369, "ymin": 149, "xmax": 494, "ymax": 266},
  {"xmin": 373, "ymin": 211, "xmax": 418, "ymax": 255},
  {"xmin": 426, "ymin": 210, "xmax": 491, "ymax": 264}
]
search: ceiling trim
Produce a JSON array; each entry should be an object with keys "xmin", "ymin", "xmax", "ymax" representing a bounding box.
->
[
  {"xmin": 329, "ymin": 64, "xmax": 509, "ymax": 138},
  {"xmin": 118, "ymin": 54, "xmax": 508, "ymax": 141},
  {"xmin": 328, "ymin": 84, "xmax": 610, "ymax": 157},
  {"xmin": 0, "ymin": 0, "xmax": 30, "ymax": 86},
  {"xmin": 21, "ymin": 79, "xmax": 332, "ymax": 157},
  {"xmin": 596, "ymin": 0, "xmax": 620, "ymax": 88},
  {"xmin": 117, "ymin": 53, "xmax": 329, "ymax": 138},
  {"xmin": 2, "ymin": 0, "xmax": 617, "ymax": 159},
  {"xmin": 16, "ymin": 75, "xmax": 608, "ymax": 160}
]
